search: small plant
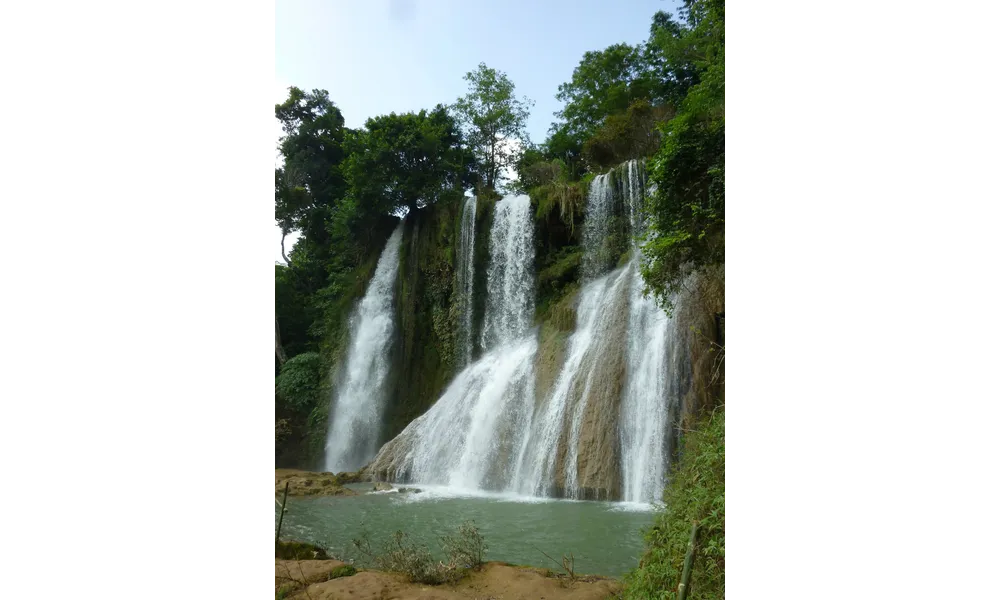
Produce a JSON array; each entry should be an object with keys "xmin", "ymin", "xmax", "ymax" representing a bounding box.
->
[
  {"xmin": 350, "ymin": 520, "xmax": 489, "ymax": 584},
  {"xmin": 533, "ymin": 546, "xmax": 576, "ymax": 581},
  {"xmin": 328, "ymin": 564, "xmax": 357, "ymax": 579},
  {"xmin": 440, "ymin": 520, "xmax": 488, "ymax": 570},
  {"xmin": 353, "ymin": 529, "xmax": 440, "ymax": 583}
]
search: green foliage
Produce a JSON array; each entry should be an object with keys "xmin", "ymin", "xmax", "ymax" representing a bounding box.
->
[
  {"xmin": 275, "ymin": 352, "xmax": 324, "ymax": 414},
  {"xmin": 536, "ymin": 246, "xmax": 583, "ymax": 324},
  {"xmin": 640, "ymin": 0, "xmax": 725, "ymax": 310},
  {"xmin": 351, "ymin": 520, "xmax": 487, "ymax": 584},
  {"xmin": 345, "ymin": 105, "xmax": 474, "ymax": 215},
  {"xmin": 328, "ymin": 564, "xmax": 357, "ymax": 579},
  {"xmin": 523, "ymin": 159, "xmax": 587, "ymax": 231},
  {"xmin": 275, "ymin": 87, "xmax": 348, "ymax": 230},
  {"xmin": 453, "ymin": 63, "xmax": 534, "ymax": 191},
  {"xmin": 582, "ymin": 99, "xmax": 673, "ymax": 172},
  {"xmin": 623, "ymin": 407, "xmax": 725, "ymax": 600},
  {"xmin": 643, "ymin": 9, "xmax": 704, "ymax": 108},
  {"xmin": 275, "ymin": 264, "xmax": 317, "ymax": 359},
  {"xmin": 555, "ymin": 43, "xmax": 658, "ymax": 142},
  {"xmin": 275, "ymin": 540, "xmax": 331, "ymax": 560}
]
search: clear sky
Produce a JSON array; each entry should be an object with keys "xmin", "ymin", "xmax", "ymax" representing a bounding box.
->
[{"xmin": 274, "ymin": 0, "xmax": 682, "ymax": 263}]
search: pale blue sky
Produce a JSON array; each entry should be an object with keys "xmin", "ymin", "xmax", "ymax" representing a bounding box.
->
[{"xmin": 274, "ymin": 0, "xmax": 681, "ymax": 262}]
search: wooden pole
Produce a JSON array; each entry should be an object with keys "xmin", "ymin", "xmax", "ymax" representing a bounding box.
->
[
  {"xmin": 677, "ymin": 521, "xmax": 699, "ymax": 600},
  {"xmin": 276, "ymin": 481, "xmax": 289, "ymax": 543}
]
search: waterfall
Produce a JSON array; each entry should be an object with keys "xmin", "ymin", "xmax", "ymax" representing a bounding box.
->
[
  {"xmin": 367, "ymin": 195, "xmax": 538, "ymax": 490},
  {"xmin": 366, "ymin": 162, "xmax": 687, "ymax": 504},
  {"xmin": 481, "ymin": 195, "xmax": 535, "ymax": 348},
  {"xmin": 511, "ymin": 265, "xmax": 631, "ymax": 498},
  {"xmin": 617, "ymin": 159, "xmax": 680, "ymax": 504},
  {"xmin": 456, "ymin": 195, "xmax": 477, "ymax": 366},
  {"xmin": 324, "ymin": 223, "xmax": 404, "ymax": 473}
]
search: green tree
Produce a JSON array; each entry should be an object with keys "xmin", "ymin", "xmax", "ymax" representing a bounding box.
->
[
  {"xmin": 345, "ymin": 105, "xmax": 474, "ymax": 216},
  {"xmin": 453, "ymin": 63, "xmax": 534, "ymax": 192},
  {"xmin": 554, "ymin": 43, "xmax": 657, "ymax": 141},
  {"xmin": 581, "ymin": 99, "xmax": 673, "ymax": 172},
  {"xmin": 640, "ymin": 0, "xmax": 725, "ymax": 310},
  {"xmin": 275, "ymin": 87, "xmax": 348, "ymax": 215},
  {"xmin": 643, "ymin": 9, "xmax": 702, "ymax": 108},
  {"xmin": 274, "ymin": 87, "xmax": 367, "ymax": 304}
]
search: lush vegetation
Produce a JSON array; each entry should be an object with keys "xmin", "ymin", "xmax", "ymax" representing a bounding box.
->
[{"xmin": 623, "ymin": 407, "xmax": 725, "ymax": 599}]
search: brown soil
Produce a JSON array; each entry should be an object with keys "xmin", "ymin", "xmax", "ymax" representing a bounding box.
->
[
  {"xmin": 276, "ymin": 560, "xmax": 620, "ymax": 600},
  {"xmin": 276, "ymin": 469, "xmax": 359, "ymax": 497}
]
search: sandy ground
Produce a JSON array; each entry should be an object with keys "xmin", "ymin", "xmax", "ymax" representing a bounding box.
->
[
  {"xmin": 276, "ymin": 559, "xmax": 621, "ymax": 600},
  {"xmin": 276, "ymin": 469, "xmax": 359, "ymax": 497}
]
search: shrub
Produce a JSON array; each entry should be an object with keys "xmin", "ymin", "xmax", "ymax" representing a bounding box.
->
[
  {"xmin": 351, "ymin": 520, "xmax": 488, "ymax": 584},
  {"xmin": 440, "ymin": 520, "xmax": 488, "ymax": 570}
]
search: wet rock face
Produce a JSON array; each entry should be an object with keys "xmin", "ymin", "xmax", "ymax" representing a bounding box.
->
[{"xmin": 373, "ymin": 481, "xmax": 394, "ymax": 491}]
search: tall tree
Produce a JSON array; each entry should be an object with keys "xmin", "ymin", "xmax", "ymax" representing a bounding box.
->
[
  {"xmin": 274, "ymin": 87, "xmax": 362, "ymax": 291},
  {"xmin": 554, "ymin": 43, "xmax": 656, "ymax": 141},
  {"xmin": 453, "ymin": 63, "xmax": 533, "ymax": 192},
  {"xmin": 275, "ymin": 87, "xmax": 348, "ymax": 210},
  {"xmin": 345, "ymin": 105, "xmax": 474, "ymax": 216}
]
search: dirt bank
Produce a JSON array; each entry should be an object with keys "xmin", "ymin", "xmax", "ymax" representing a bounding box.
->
[{"xmin": 276, "ymin": 559, "xmax": 620, "ymax": 600}]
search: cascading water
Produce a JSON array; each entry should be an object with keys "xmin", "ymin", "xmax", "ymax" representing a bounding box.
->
[
  {"xmin": 367, "ymin": 162, "xmax": 688, "ymax": 504},
  {"xmin": 455, "ymin": 195, "xmax": 477, "ymax": 366},
  {"xmin": 324, "ymin": 223, "xmax": 404, "ymax": 473},
  {"xmin": 516, "ymin": 159, "xmax": 684, "ymax": 503},
  {"xmin": 481, "ymin": 195, "xmax": 535, "ymax": 348},
  {"xmin": 617, "ymin": 159, "xmax": 679, "ymax": 502},
  {"xmin": 367, "ymin": 195, "xmax": 538, "ymax": 490}
]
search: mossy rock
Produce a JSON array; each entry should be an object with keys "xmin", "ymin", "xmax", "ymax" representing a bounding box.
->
[{"xmin": 275, "ymin": 540, "xmax": 329, "ymax": 560}]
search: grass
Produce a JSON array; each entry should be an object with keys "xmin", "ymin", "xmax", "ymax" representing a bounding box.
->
[{"xmin": 622, "ymin": 407, "xmax": 725, "ymax": 599}]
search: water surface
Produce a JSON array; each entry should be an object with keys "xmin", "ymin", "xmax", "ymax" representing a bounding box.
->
[{"xmin": 276, "ymin": 484, "xmax": 656, "ymax": 577}]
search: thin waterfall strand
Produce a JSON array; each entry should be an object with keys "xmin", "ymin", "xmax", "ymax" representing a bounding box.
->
[{"xmin": 324, "ymin": 223, "xmax": 404, "ymax": 473}]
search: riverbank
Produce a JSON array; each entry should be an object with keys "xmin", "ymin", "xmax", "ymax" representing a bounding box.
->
[
  {"xmin": 275, "ymin": 469, "xmax": 361, "ymax": 497},
  {"xmin": 275, "ymin": 557, "xmax": 620, "ymax": 599}
]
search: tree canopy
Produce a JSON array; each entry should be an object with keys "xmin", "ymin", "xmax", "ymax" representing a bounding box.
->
[
  {"xmin": 453, "ymin": 63, "xmax": 533, "ymax": 192},
  {"xmin": 345, "ymin": 105, "xmax": 474, "ymax": 215}
]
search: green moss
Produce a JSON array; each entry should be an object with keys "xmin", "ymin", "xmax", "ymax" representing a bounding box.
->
[
  {"xmin": 385, "ymin": 198, "xmax": 465, "ymax": 439},
  {"xmin": 623, "ymin": 408, "xmax": 725, "ymax": 600},
  {"xmin": 328, "ymin": 564, "xmax": 357, "ymax": 579}
]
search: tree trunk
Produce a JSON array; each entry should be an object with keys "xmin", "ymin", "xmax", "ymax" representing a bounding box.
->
[
  {"xmin": 275, "ymin": 317, "xmax": 286, "ymax": 366},
  {"xmin": 280, "ymin": 231, "xmax": 290, "ymax": 264}
]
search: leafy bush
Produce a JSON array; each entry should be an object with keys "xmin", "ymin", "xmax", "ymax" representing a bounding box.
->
[
  {"xmin": 440, "ymin": 520, "xmax": 488, "ymax": 570},
  {"xmin": 275, "ymin": 352, "xmax": 324, "ymax": 413},
  {"xmin": 623, "ymin": 407, "xmax": 724, "ymax": 599}
]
